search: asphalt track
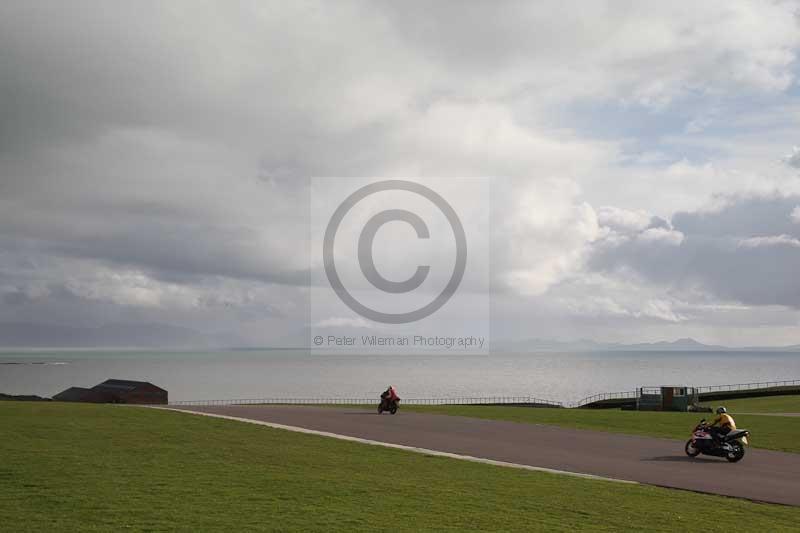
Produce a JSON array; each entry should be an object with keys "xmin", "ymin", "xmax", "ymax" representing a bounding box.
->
[{"xmin": 169, "ymin": 405, "xmax": 800, "ymax": 506}]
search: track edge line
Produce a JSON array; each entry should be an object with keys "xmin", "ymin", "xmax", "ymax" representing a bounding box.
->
[{"xmin": 148, "ymin": 406, "xmax": 638, "ymax": 485}]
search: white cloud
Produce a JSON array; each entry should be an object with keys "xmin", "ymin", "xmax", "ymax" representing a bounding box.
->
[
  {"xmin": 63, "ymin": 271, "xmax": 169, "ymax": 308},
  {"xmin": 637, "ymin": 227, "xmax": 685, "ymax": 246},
  {"xmin": 597, "ymin": 206, "xmax": 652, "ymax": 233},
  {"xmin": 792, "ymin": 206, "xmax": 800, "ymax": 224},
  {"xmin": 314, "ymin": 317, "xmax": 375, "ymax": 329},
  {"xmin": 640, "ymin": 299, "xmax": 689, "ymax": 323},
  {"xmin": 738, "ymin": 234, "xmax": 800, "ymax": 249},
  {"xmin": 685, "ymin": 115, "xmax": 714, "ymax": 134},
  {"xmin": 495, "ymin": 179, "xmax": 601, "ymax": 295},
  {"xmin": 551, "ymin": 274, "xmax": 690, "ymax": 323},
  {"xmin": 386, "ymin": 101, "xmax": 618, "ymax": 178},
  {"xmin": 567, "ymin": 296, "xmax": 690, "ymax": 323}
]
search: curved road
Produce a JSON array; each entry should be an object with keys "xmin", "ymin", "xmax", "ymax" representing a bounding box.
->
[{"xmin": 169, "ymin": 405, "xmax": 800, "ymax": 506}]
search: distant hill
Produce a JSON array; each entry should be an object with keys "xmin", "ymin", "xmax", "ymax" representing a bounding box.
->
[
  {"xmin": 612, "ymin": 337, "xmax": 731, "ymax": 351},
  {"xmin": 0, "ymin": 322, "xmax": 232, "ymax": 349},
  {"xmin": 495, "ymin": 337, "xmax": 800, "ymax": 353},
  {"xmin": 3, "ymin": 323, "xmax": 798, "ymax": 352}
]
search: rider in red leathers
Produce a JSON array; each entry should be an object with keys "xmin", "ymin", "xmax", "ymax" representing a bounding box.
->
[{"xmin": 381, "ymin": 385, "xmax": 399, "ymax": 408}]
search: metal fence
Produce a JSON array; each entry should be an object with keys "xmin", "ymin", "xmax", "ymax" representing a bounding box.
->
[
  {"xmin": 170, "ymin": 395, "xmax": 563, "ymax": 408},
  {"xmin": 570, "ymin": 390, "xmax": 637, "ymax": 408},
  {"xmin": 168, "ymin": 378, "xmax": 800, "ymax": 409},
  {"xmin": 696, "ymin": 379, "xmax": 800, "ymax": 393},
  {"xmin": 572, "ymin": 379, "xmax": 800, "ymax": 408}
]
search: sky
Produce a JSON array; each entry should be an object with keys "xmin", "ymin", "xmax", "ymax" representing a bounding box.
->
[{"xmin": 2, "ymin": 1, "xmax": 800, "ymax": 347}]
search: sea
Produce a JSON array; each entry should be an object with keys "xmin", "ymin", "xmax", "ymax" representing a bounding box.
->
[{"xmin": 2, "ymin": 350, "xmax": 800, "ymax": 405}]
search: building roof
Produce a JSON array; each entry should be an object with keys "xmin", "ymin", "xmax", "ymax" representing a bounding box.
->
[
  {"xmin": 93, "ymin": 379, "xmax": 167, "ymax": 393},
  {"xmin": 52, "ymin": 387, "xmax": 93, "ymax": 401}
]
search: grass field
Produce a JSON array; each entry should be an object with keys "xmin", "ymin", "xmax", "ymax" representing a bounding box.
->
[
  {"xmin": 2, "ymin": 403, "xmax": 800, "ymax": 532},
  {"xmin": 404, "ymin": 404, "xmax": 800, "ymax": 454},
  {"xmin": 699, "ymin": 394, "xmax": 800, "ymax": 414}
]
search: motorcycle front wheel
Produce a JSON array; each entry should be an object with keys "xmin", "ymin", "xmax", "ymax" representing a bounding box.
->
[
  {"xmin": 685, "ymin": 440, "xmax": 700, "ymax": 457},
  {"xmin": 726, "ymin": 444, "xmax": 745, "ymax": 463}
]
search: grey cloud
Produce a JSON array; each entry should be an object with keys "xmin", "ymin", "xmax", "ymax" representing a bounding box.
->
[
  {"xmin": 2, "ymin": 1, "xmax": 800, "ymax": 345},
  {"xmin": 2, "ymin": 289, "xmax": 33, "ymax": 306},
  {"xmin": 0, "ymin": 198, "xmax": 309, "ymax": 288},
  {"xmin": 672, "ymin": 195, "xmax": 800, "ymax": 238},
  {"xmin": 590, "ymin": 195, "xmax": 800, "ymax": 308},
  {"xmin": 648, "ymin": 216, "xmax": 671, "ymax": 231},
  {"xmin": 783, "ymin": 147, "xmax": 800, "ymax": 169},
  {"xmin": 0, "ymin": 264, "xmax": 292, "ymax": 344},
  {"xmin": 3, "ymin": 1, "xmax": 797, "ymax": 157}
]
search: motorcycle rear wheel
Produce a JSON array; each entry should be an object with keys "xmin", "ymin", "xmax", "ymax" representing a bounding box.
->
[
  {"xmin": 726, "ymin": 444, "xmax": 745, "ymax": 463},
  {"xmin": 685, "ymin": 440, "xmax": 700, "ymax": 457},
  {"xmin": 390, "ymin": 406, "xmax": 397, "ymax": 414}
]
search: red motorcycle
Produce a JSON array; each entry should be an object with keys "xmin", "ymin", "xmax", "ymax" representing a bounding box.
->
[
  {"xmin": 378, "ymin": 392, "xmax": 399, "ymax": 415},
  {"xmin": 685, "ymin": 419, "xmax": 749, "ymax": 463}
]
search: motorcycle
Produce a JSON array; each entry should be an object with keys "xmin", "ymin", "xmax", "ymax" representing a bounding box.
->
[
  {"xmin": 377, "ymin": 396, "xmax": 399, "ymax": 415},
  {"xmin": 685, "ymin": 419, "xmax": 749, "ymax": 463}
]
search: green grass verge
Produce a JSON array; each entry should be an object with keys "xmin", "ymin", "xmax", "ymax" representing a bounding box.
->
[
  {"xmin": 2, "ymin": 403, "xmax": 799, "ymax": 532},
  {"xmin": 403, "ymin": 405, "xmax": 800, "ymax": 454},
  {"xmin": 699, "ymin": 394, "xmax": 800, "ymax": 414}
]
